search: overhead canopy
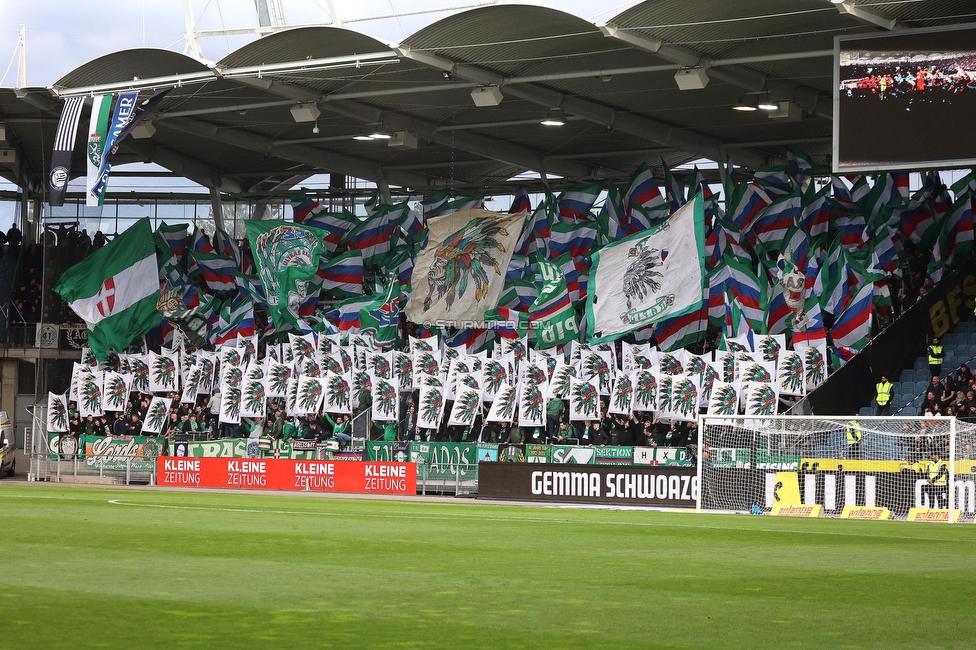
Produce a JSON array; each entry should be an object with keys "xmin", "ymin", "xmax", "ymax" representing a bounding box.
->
[{"xmin": 1, "ymin": 1, "xmax": 972, "ymax": 197}]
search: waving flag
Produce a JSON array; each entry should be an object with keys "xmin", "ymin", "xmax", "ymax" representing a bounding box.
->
[
  {"xmin": 833, "ymin": 211, "xmax": 866, "ymax": 248},
  {"xmin": 211, "ymin": 294, "xmax": 256, "ymax": 347},
  {"xmin": 748, "ymin": 191, "xmax": 800, "ymax": 251},
  {"xmin": 529, "ymin": 259, "xmax": 578, "ymax": 348},
  {"xmin": 830, "ymin": 281, "xmax": 872, "ymax": 350},
  {"xmin": 549, "ymin": 221, "xmax": 598, "ymax": 267},
  {"xmin": 786, "ymin": 148, "xmax": 814, "ymax": 186},
  {"xmin": 191, "ymin": 250, "xmax": 237, "ymax": 292},
  {"xmin": 55, "ymin": 219, "xmax": 160, "ymax": 360},
  {"xmin": 323, "ymin": 295, "xmax": 375, "ymax": 332},
  {"xmin": 396, "ymin": 203, "xmax": 425, "ymax": 238},
  {"xmin": 937, "ymin": 193, "xmax": 974, "ymax": 272},
  {"xmin": 510, "ymin": 187, "xmax": 531, "ymax": 214},
  {"xmin": 359, "ymin": 276, "xmax": 401, "ymax": 349},
  {"xmin": 597, "ymin": 187, "xmax": 627, "ymax": 244},
  {"xmin": 706, "ymin": 262, "xmax": 730, "ymax": 325},
  {"xmin": 661, "ymin": 159, "xmax": 684, "ymax": 212},
  {"xmin": 156, "ymin": 223, "xmax": 188, "ymax": 268},
  {"xmin": 585, "ymin": 194, "xmax": 706, "ymax": 342},
  {"xmin": 405, "ymin": 210, "xmax": 525, "ymax": 326},
  {"xmin": 728, "ymin": 182, "xmax": 771, "ymax": 232},
  {"xmin": 422, "ymin": 191, "xmax": 449, "ymax": 218},
  {"xmin": 653, "ymin": 301, "xmax": 707, "ymax": 352},
  {"xmin": 557, "ymin": 185, "xmax": 601, "ymax": 221},
  {"xmin": 799, "ymin": 184, "xmax": 831, "ymax": 239},
  {"xmin": 725, "ymin": 255, "xmax": 766, "ymax": 334},
  {"xmin": 303, "ymin": 211, "xmax": 359, "ymax": 253},
  {"xmin": 319, "ymin": 249, "xmax": 364, "ymax": 296},
  {"xmin": 753, "ymin": 165, "xmax": 794, "ymax": 198},
  {"xmin": 344, "ymin": 207, "xmax": 396, "ymax": 264},
  {"xmin": 624, "ymin": 162, "xmax": 666, "ymax": 217},
  {"xmin": 246, "ymin": 220, "xmax": 328, "ymax": 331},
  {"xmin": 500, "ymin": 278, "xmax": 538, "ymax": 311},
  {"xmin": 440, "ymin": 195, "xmax": 485, "ymax": 217}
]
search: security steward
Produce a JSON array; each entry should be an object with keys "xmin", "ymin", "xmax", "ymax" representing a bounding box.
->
[
  {"xmin": 924, "ymin": 449, "xmax": 949, "ymax": 509},
  {"xmin": 928, "ymin": 337, "xmax": 944, "ymax": 378},
  {"xmin": 846, "ymin": 416, "xmax": 863, "ymax": 459},
  {"xmin": 875, "ymin": 375, "xmax": 893, "ymax": 416}
]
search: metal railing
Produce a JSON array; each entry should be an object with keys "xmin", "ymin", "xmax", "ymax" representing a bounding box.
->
[{"xmin": 416, "ymin": 462, "xmax": 479, "ymax": 496}]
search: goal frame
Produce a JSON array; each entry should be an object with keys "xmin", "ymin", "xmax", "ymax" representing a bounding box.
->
[{"xmin": 696, "ymin": 414, "xmax": 958, "ymax": 521}]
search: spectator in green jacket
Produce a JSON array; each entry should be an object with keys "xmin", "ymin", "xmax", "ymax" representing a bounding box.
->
[{"xmin": 546, "ymin": 398, "xmax": 564, "ymax": 441}]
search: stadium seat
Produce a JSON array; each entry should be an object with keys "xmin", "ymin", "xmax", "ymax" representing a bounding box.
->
[
  {"xmin": 913, "ymin": 369, "xmax": 930, "ymax": 382},
  {"xmin": 859, "ymin": 406, "xmax": 874, "ymax": 416},
  {"xmin": 914, "ymin": 381, "xmax": 929, "ymax": 395}
]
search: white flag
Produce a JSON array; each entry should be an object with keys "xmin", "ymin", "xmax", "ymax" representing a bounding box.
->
[{"xmin": 585, "ymin": 194, "xmax": 705, "ymax": 342}]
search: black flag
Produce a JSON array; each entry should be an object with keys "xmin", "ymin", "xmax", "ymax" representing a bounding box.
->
[{"xmin": 48, "ymin": 96, "xmax": 85, "ymax": 207}]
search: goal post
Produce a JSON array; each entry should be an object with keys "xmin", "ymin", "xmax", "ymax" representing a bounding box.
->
[{"xmin": 697, "ymin": 415, "xmax": 972, "ymax": 522}]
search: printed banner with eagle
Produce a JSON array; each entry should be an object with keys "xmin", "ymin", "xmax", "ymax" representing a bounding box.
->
[
  {"xmin": 405, "ymin": 210, "xmax": 526, "ymax": 326},
  {"xmin": 585, "ymin": 193, "xmax": 706, "ymax": 343}
]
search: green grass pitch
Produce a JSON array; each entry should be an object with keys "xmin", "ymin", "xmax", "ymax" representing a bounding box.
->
[{"xmin": 1, "ymin": 484, "xmax": 973, "ymax": 649}]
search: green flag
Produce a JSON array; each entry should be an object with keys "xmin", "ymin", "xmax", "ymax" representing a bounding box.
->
[
  {"xmin": 359, "ymin": 275, "xmax": 402, "ymax": 350},
  {"xmin": 529, "ymin": 259, "xmax": 578, "ymax": 348},
  {"xmin": 54, "ymin": 218, "xmax": 160, "ymax": 360},
  {"xmin": 245, "ymin": 220, "xmax": 328, "ymax": 331}
]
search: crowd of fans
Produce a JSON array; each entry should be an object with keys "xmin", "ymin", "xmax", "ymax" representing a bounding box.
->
[{"xmin": 841, "ymin": 57, "xmax": 976, "ymax": 102}]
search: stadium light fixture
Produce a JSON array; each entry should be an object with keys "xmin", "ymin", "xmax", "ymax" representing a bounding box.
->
[
  {"xmin": 732, "ymin": 97, "xmax": 758, "ymax": 112},
  {"xmin": 369, "ymin": 124, "xmax": 393, "ymax": 139},
  {"xmin": 541, "ymin": 110, "xmax": 567, "ymax": 126},
  {"xmin": 757, "ymin": 94, "xmax": 779, "ymax": 111}
]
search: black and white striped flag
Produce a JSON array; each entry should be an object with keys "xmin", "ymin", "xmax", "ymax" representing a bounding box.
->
[{"xmin": 48, "ymin": 96, "xmax": 85, "ymax": 207}]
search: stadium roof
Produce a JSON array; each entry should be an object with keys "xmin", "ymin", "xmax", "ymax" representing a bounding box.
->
[{"xmin": 1, "ymin": 0, "xmax": 974, "ymax": 198}]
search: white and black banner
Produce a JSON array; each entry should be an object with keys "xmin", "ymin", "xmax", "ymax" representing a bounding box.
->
[{"xmin": 48, "ymin": 96, "xmax": 85, "ymax": 207}]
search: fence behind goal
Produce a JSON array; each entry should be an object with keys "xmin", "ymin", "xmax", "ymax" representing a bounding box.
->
[{"xmin": 698, "ymin": 415, "xmax": 976, "ymax": 522}]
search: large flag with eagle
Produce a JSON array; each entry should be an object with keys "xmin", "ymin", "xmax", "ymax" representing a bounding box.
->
[
  {"xmin": 585, "ymin": 193, "xmax": 706, "ymax": 342},
  {"xmin": 54, "ymin": 218, "xmax": 160, "ymax": 360},
  {"xmin": 245, "ymin": 220, "xmax": 328, "ymax": 332},
  {"xmin": 405, "ymin": 210, "xmax": 526, "ymax": 326}
]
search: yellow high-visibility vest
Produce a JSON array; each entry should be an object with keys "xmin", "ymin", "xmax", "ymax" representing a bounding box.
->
[
  {"xmin": 928, "ymin": 459, "xmax": 947, "ymax": 486},
  {"xmin": 876, "ymin": 382, "xmax": 893, "ymax": 406},
  {"xmin": 928, "ymin": 345, "xmax": 943, "ymax": 365},
  {"xmin": 846, "ymin": 420, "xmax": 862, "ymax": 445}
]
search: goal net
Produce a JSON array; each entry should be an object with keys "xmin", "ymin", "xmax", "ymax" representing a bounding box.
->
[{"xmin": 698, "ymin": 415, "xmax": 976, "ymax": 522}]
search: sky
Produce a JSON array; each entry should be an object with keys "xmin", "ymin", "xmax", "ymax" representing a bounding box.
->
[{"xmin": 0, "ymin": 0, "xmax": 641, "ymax": 87}]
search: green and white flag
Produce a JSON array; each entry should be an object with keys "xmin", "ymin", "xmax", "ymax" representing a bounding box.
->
[
  {"xmin": 529, "ymin": 257, "xmax": 578, "ymax": 348},
  {"xmin": 359, "ymin": 276, "xmax": 402, "ymax": 350},
  {"xmin": 245, "ymin": 220, "xmax": 328, "ymax": 331},
  {"xmin": 585, "ymin": 193, "xmax": 706, "ymax": 343},
  {"xmin": 86, "ymin": 94, "xmax": 113, "ymax": 207},
  {"xmin": 54, "ymin": 219, "xmax": 160, "ymax": 361}
]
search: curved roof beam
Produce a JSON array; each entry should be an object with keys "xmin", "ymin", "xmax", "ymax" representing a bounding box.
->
[
  {"xmin": 156, "ymin": 116, "xmax": 441, "ymax": 190},
  {"xmin": 598, "ymin": 23, "xmax": 832, "ymax": 120},
  {"xmin": 228, "ymin": 76, "xmax": 599, "ymax": 181},
  {"xmin": 123, "ymin": 140, "xmax": 246, "ymax": 195},
  {"xmin": 396, "ymin": 46, "xmax": 767, "ymax": 170}
]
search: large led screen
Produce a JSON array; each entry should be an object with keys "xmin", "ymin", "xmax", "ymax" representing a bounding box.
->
[{"xmin": 834, "ymin": 24, "xmax": 976, "ymax": 173}]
